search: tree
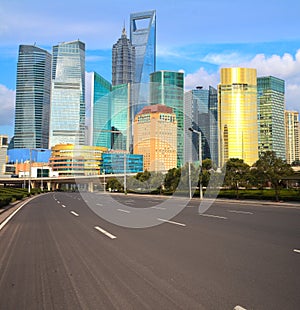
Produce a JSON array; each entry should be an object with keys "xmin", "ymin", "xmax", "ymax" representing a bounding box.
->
[
  {"xmin": 223, "ymin": 158, "xmax": 250, "ymax": 198},
  {"xmin": 252, "ymin": 151, "xmax": 294, "ymax": 201},
  {"xmin": 164, "ymin": 167, "xmax": 181, "ymax": 192}
]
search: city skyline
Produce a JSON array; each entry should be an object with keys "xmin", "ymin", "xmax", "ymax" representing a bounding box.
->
[{"xmin": 1, "ymin": 0, "xmax": 300, "ymax": 137}]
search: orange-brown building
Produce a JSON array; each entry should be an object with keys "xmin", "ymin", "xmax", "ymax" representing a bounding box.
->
[{"xmin": 133, "ymin": 104, "xmax": 177, "ymax": 172}]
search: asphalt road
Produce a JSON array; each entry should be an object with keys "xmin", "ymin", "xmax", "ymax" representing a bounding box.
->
[{"xmin": 0, "ymin": 192, "xmax": 299, "ymax": 310}]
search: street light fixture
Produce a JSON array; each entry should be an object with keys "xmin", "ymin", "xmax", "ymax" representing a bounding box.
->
[{"xmin": 188, "ymin": 127, "xmax": 203, "ymax": 200}]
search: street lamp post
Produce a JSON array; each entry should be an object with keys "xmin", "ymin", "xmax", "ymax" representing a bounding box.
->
[
  {"xmin": 188, "ymin": 127, "xmax": 203, "ymax": 200},
  {"xmin": 28, "ymin": 148, "xmax": 32, "ymax": 194},
  {"xmin": 124, "ymin": 154, "xmax": 127, "ymax": 195},
  {"xmin": 103, "ymin": 169, "xmax": 106, "ymax": 192}
]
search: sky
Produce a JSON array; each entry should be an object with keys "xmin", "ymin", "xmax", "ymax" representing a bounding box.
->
[{"xmin": 1, "ymin": 0, "xmax": 300, "ymax": 138}]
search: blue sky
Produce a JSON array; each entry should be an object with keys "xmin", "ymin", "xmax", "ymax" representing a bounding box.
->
[{"xmin": 1, "ymin": 0, "xmax": 300, "ymax": 137}]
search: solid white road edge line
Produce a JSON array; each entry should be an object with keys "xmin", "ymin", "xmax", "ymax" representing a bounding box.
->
[
  {"xmin": 117, "ymin": 209, "xmax": 130, "ymax": 213},
  {"xmin": 157, "ymin": 218, "xmax": 186, "ymax": 227},
  {"xmin": 70, "ymin": 211, "xmax": 79, "ymax": 217},
  {"xmin": 94, "ymin": 226, "xmax": 117, "ymax": 239},
  {"xmin": 0, "ymin": 197, "xmax": 36, "ymax": 231},
  {"xmin": 293, "ymin": 249, "xmax": 300, "ymax": 254},
  {"xmin": 228, "ymin": 210, "xmax": 253, "ymax": 215},
  {"xmin": 199, "ymin": 214, "xmax": 227, "ymax": 219}
]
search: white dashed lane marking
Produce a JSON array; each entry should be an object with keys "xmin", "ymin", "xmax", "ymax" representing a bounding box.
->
[
  {"xmin": 70, "ymin": 211, "xmax": 79, "ymax": 217},
  {"xmin": 293, "ymin": 249, "xmax": 300, "ymax": 254},
  {"xmin": 117, "ymin": 209, "xmax": 131, "ymax": 213},
  {"xmin": 94, "ymin": 226, "xmax": 117, "ymax": 239},
  {"xmin": 199, "ymin": 213, "xmax": 227, "ymax": 219},
  {"xmin": 157, "ymin": 218, "xmax": 186, "ymax": 227},
  {"xmin": 228, "ymin": 210, "xmax": 253, "ymax": 215}
]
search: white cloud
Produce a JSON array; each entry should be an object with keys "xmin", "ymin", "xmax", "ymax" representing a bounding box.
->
[
  {"xmin": 184, "ymin": 50, "xmax": 300, "ymax": 112},
  {"xmin": 0, "ymin": 84, "xmax": 15, "ymax": 127},
  {"xmin": 185, "ymin": 67, "xmax": 219, "ymax": 90}
]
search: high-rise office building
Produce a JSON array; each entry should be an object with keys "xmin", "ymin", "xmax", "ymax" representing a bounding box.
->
[
  {"xmin": 218, "ymin": 68, "xmax": 258, "ymax": 166},
  {"xmin": 285, "ymin": 110, "xmax": 299, "ymax": 164},
  {"xmin": 112, "ymin": 27, "xmax": 135, "ymax": 86},
  {"xmin": 14, "ymin": 45, "xmax": 51, "ymax": 149},
  {"xmin": 110, "ymin": 84, "xmax": 130, "ymax": 151},
  {"xmin": 150, "ymin": 70, "xmax": 184, "ymax": 167},
  {"xmin": 257, "ymin": 76, "xmax": 286, "ymax": 160},
  {"xmin": 49, "ymin": 40, "xmax": 85, "ymax": 148},
  {"xmin": 130, "ymin": 10, "xmax": 156, "ymax": 84},
  {"xmin": 133, "ymin": 104, "xmax": 177, "ymax": 172},
  {"xmin": 91, "ymin": 72, "xmax": 112, "ymax": 148},
  {"xmin": 184, "ymin": 86, "xmax": 218, "ymax": 166}
]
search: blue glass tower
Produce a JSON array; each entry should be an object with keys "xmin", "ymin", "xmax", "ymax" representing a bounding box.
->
[
  {"xmin": 49, "ymin": 40, "xmax": 85, "ymax": 148},
  {"xmin": 14, "ymin": 45, "xmax": 51, "ymax": 149},
  {"xmin": 257, "ymin": 76, "xmax": 286, "ymax": 159},
  {"xmin": 92, "ymin": 72, "xmax": 112, "ymax": 148},
  {"xmin": 130, "ymin": 10, "xmax": 156, "ymax": 84},
  {"xmin": 184, "ymin": 86, "xmax": 218, "ymax": 166}
]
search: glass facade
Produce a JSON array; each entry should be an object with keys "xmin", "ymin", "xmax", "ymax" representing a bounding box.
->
[
  {"xmin": 184, "ymin": 86, "xmax": 218, "ymax": 166},
  {"xmin": 150, "ymin": 71, "xmax": 184, "ymax": 167},
  {"xmin": 101, "ymin": 153, "xmax": 143, "ymax": 174},
  {"xmin": 285, "ymin": 111, "xmax": 299, "ymax": 164},
  {"xmin": 218, "ymin": 68, "xmax": 258, "ymax": 166},
  {"xmin": 112, "ymin": 27, "xmax": 135, "ymax": 86},
  {"xmin": 92, "ymin": 72, "xmax": 112, "ymax": 148},
  {"xmin": 14, "ymin": 45, "xmax": 51, "ymax": 149},
  {"xmin": 49, "ymin": 40, "xmax": 85, "ymax": 148},
  {"xmin": 130, "ymin": 10, "xmax": 156, "ymax": 84},
  {"xmin": 257, "ymin": 76, "xmax": 286, "ymax": 160}
]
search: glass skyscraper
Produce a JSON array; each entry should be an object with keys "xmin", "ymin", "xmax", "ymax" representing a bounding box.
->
[
  {"xmin": 49, "ymin": 40, "xmax": 85, "ymax": 148},
  {"xmin": 257, "ymin": 76, "xmax": 286, "ymax": 160},
  {"xmin": 150, "ymin": 71, "xmax": 184, "ymax": 167},
  {"xmin": 14, "ymin": 45, "xmax": 51, "ymax": 149},
  {"xmin": 91, "ymin": 72, "xmax": 112, "ymax": 148},
  {"xmin": 285, "ymin": 111, "xmax": 299, "ymax": 164},
  {"xmin": 112, "ymin": 27, "xmax": 135, "ymax": 86},
  {"xmin": 218, "ymin": 68, "xmax": 258, "ymax": 166},
  {"xmin": 130, "ymin": 10, "xmax": 156, "ymax": 84},
  {"xmin": 184, "ymin": 86, "xmax": 218, "ymax": 166}
]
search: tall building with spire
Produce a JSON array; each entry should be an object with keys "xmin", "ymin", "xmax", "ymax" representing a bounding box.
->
[
  {"xmin": 218, "ymin": 68, "xmax": 258, "ymax": 166},
  {"xmin": 49, "ymin": 40, "xmax": 86, "ymax": 148},
  {"xmin": 14, "ymin": 45, "xmax": 51, "ymax": 149},
  {"xmin": 130, "ymin": 10, "xmax": 156, "ymax": 85},
  {"xmin": 112, "ymin": 26, "xmax": 135, "ymax": 86}
]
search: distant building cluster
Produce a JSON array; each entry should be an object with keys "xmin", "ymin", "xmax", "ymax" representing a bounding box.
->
[{"xmin": 1, "ymin": 9, "xmax": 299, "ymax": 179}]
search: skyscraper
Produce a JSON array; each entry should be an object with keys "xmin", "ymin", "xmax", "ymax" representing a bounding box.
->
[
  {"xmin": 49, "ymin": 40, "xmax": 85, "ymax": 148},
  {"xmin": 184, "ymin": 86, "xmax": 218, "ymax": 165},
  {"xmin": 91, "ymin": 72, "xmax": 112, "ymax": 148},
  {"xmin": 150, "ymin": 70, "xmax": 184, "ymax": 167},
  {"xmin": 133, "ymin": 104, "xmax": 177, "ymax": 172},
  {"xmin": 257, "ymin": 76, "xmax": 286, "ymax": 160},
  {"xmin": 130, "ymin": 10, "xmax": 156, "ymax": 84},
  {"xmin": 14, "ymin": 45, "xmax": 51, "ymax": 149},
  {"xmin": 218, "ymin": 68, "xmax": 258, "ymax": 166},
  {"xmin": 112, "ymin": 27, "xmax": 135, "ymax": 86},
  {"xmin": 285, "ymin": 110, "xmax": 299, "ymax": 164}
]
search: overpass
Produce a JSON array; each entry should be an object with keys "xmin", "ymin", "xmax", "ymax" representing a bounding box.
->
[{"xmin": 0, "ymin": 173, "xmax": 136, "ymax": 192}]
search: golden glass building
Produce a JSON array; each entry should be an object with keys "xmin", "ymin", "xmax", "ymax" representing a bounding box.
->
[
  {"xmin": 218, "ymin": 68, "xmax": 258, "ymax": 166},
  {"xmin": 285, "ymin": 111, "xmax": 299, "ymax": 164},
  {"xmin": 133, "ymin": 104, "xmax": 177, "ymax": 172},
  {"xmin": 50, "ymin": 144, "xmax": 107, "ymax": 176}
]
